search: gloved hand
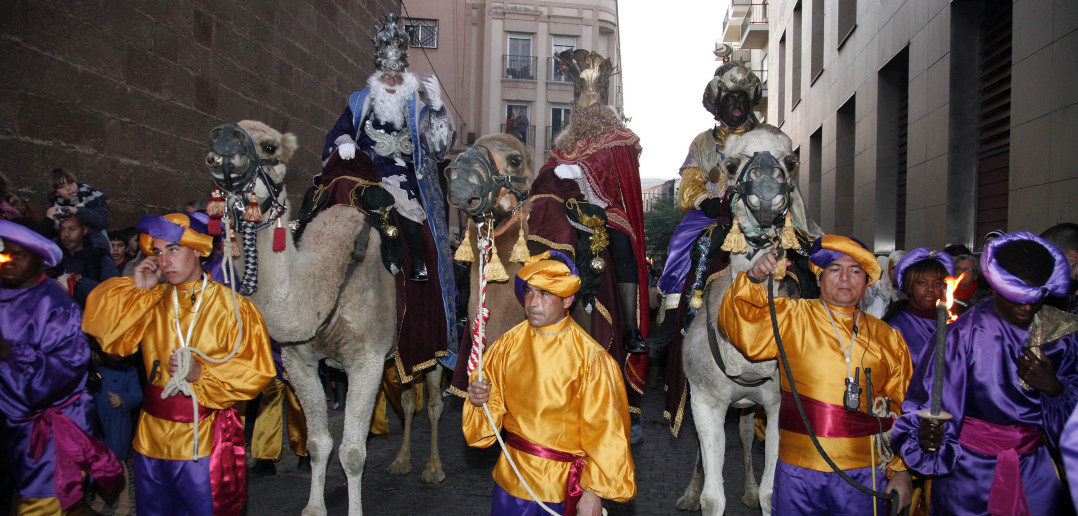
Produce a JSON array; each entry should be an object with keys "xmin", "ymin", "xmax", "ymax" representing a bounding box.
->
[
  {"xmin": 338, "ymin": 142, "xmax": 356, "ymax": 160},
  {"xmin": 699, "ymin": 197, "xmax": 724, "ymax": 219},
  {"xmin": 423, "ymin": 75, "xmax": 443, "ymax": 111}
]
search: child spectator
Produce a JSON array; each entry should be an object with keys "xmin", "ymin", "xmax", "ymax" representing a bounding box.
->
[
  {"xmin": 109, "ymin": 230, "xmax": 137, "ymax": 276},
  {"xmin": 44, "ymin": 168, "xmax": 110, "ymax": 252},
  {"xmin": 87, "ymin": 345, "xmax": 142, "ymax": 515}
]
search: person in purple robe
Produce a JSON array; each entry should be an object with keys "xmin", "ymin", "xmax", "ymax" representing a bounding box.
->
[
  {"xmin": 0, "ymin": 219, "xmax": 122, "ymax": 513},
  {"xmin": 891, "ymin": 232, "xmax": 1077, "ymax": 515},
  {"xmin": 883, "ymin": 247, "xmax": 954, "ymax": 360}
]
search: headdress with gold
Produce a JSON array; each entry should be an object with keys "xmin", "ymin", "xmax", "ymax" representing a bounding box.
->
[
  {"xmin": 137, "ymin": 213, "xmax": 214, "ymax": 258},
  {"xmin": 557, "ymin": 49, "xmax": 613, "ymax": 109},
  {"xmin": 514, "ymin": 250, "xmax": 581, "ymax": 300},
  {"xmin": 372, "ymin": 13, "xmax": 409, "ymax": 72},
  {"xmin": 702, "ymin": 63, "xmax": 762, "ymax": 119}
]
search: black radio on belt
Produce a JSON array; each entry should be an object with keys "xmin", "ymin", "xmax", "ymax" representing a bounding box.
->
[{"xmin": 843, "ymin": 367, "xmax": 862, "ymax": 412}]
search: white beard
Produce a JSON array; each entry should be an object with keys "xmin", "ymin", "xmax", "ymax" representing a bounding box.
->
[{"xmin": 367, "ymin": 71, "xmax": 419, "ymax": 130}]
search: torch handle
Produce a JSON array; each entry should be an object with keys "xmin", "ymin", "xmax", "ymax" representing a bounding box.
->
[{"xmin": 930, "ymin": 304, "xmax": 946, "ymax": 416}]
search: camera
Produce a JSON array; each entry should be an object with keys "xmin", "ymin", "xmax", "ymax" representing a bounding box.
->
[
  {"xmin": 843, "ymin": 371, "xmax": 862, "ymax": 412},
  {"xmin": 56, "ymin": 207, "xmax": 72, "ymax": 218}
]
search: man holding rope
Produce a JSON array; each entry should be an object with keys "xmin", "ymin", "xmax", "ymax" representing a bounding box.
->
[
  {"xmin": 463, "ymin": 251, "xmax": 636, "ymax": 515},
  {"xmin": 84, "ymin": 212, "xmax": 275, "ymax": 515},
  {"xmin": 719, "ymin": 235, "xmax": 913, "ymax": 514}
]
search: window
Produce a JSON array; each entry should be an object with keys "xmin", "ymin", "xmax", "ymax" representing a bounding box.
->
[
  {"xmin": 403, "ymin": 18, "xmax": 438, "ymax": 49},
  {"xmin": 505, "ymin": 33, "xmax": 536, "ymax": 80},
  {"xmin": 551, "ymin": 35, "xmax": 576, "ymax": 82},
  {"xmin": 777, "ymin": 32, "xmax": 786, "ymax": 126},
  {"xmin": 792, "ymin": 3, "xmax": 802, "ymax": 106},
  {"xmin": 505, "ymin": 105, "xmax": 532, "ymax": 146},
  {"xmin": 548, "ymin": 106, "xmax": 572, "ymax": 148},
  {"xmin": 811, "ymin": 0, "xmax": 824, "ymax": 81},
  {"xmin": 837, "ymin": 0, "xmax": 857, "ymax": 48}
]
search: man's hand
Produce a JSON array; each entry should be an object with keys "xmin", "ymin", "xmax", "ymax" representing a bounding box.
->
[
  {"xmin": 884, "ymin": 471, "xmax": 912, "ymax": 511},
  {"xmin": 133, "ymin": 256, "xmax": 163, "ymax": 290},
  {"xmin": 337, "ymin": 142, "xmax": 357, "ymax": 160},
  {"xmin": 467, "ymin": 379, "xmax": 490, "ymax": 407},
  {"xmin": 108, "ymin": 391, "xmax": 123, "ymax": 408},
  {"xmin": 577, "ymin": 491, "xmax": 602, "ymax": 516},
  {"xmin": 169, "ymin": 352, "xmax": 202, "ymax": 382},
  {"xmin": 423, "ymin": 75, "xmax": 443, "ymax": 111},
  {"xmin": 1018, "ymin": 348, "xmax": 1065, "ymax": 397},
  {"xmin": 699, "ymin": 197, "xmax": 724, "ymax": 219},
  {"xmin": 747, "ymin": 248, "xmax": 779, "ymax": 281},
  {"xmin": 918, "ymin": 419, "xmax": 944, "ymax": 453}
]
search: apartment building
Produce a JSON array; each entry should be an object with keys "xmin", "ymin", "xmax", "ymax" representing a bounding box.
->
[{"xmin": 722, "ymin": 0, "xmax": 1078, "ymax": 252}]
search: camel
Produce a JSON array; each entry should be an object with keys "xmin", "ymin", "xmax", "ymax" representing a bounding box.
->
[
  {"xmin": 675, "ymin": 126, "xmax": 823, "ymax": 515},
  {"xmin": 204, "ymin": 120, "xmax": 445, "ymax": 516}
]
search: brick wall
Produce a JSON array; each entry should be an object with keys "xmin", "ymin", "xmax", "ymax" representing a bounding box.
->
[{"xmin": 0, "ymin": 0, "xmax": 399, "ymax": 227}]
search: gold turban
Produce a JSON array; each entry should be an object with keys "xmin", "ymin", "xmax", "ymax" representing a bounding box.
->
[
  {"xmin": 515, "ymin": 251, "xmax": 581, "ymax": 298},
  {"xmin": 137, "ymin": 212, "xmax": 215, "ymax": 258},
  {"xmin": 808, "ymin": 235, "xmax": 882, "ymax": 285}
]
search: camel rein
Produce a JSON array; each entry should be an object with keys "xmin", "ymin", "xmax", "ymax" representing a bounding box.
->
[{"xmin": 765, "ymin": 267, "xmax": 907, "ymax": 516}]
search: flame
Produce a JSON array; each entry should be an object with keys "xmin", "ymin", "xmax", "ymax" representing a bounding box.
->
[
  {"xmin": 936, "ymin": 272, "xmax": 966, "ymax": 323},
  {"xmin": 0, "ymin": 253, "xmax": 10, "ymax": 264}
]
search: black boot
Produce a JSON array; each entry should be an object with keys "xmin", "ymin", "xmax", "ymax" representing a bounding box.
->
[
  {"xmin": 401, "ymin": 217, "xmax": 428, "ymax": 282},
  {"xmin": 248, "ymin": 459, "xmax": 276, "ymax": 478},
  {"xmin": 646, "ymin": 308, "xmax": 677, "ymax": 347},
  {"xmin": 408, "ymin": 259, "xmax": 429, "ymax": 282},
  {"xmin": 617, "ymin": 283, "xmax": 648, "ymax": 354},
  {"xmin": 296, "ymin": 455, "xmax": 311, "ymax": 472}
]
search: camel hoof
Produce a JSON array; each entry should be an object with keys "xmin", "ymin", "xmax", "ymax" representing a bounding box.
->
[
  {"xmin": 676, "ymin": 494, "xmax": 701, "ymax": 511},
  {"xmin": 420, "ymin": 464, "xmax": 446, "ymax": 484},
  {"xmin": 742, "ymin": 490, "xmax": 760, "ymax": 508},
  {"xmin": 388, "ymin": 458, "xmax": 413, "ymax": 475},
  {"xmin": 301, "ymin": 506, "xmax": 327, "ymax": 516}
]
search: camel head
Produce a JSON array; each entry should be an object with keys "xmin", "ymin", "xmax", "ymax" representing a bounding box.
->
[
  {"xmin": 721, "ymin": 125, "xmax": 800, "ymax": 231},
  {"xmin": 205, "ymin": 120, "xmax": 297, "ymax": 206},
  {"xmin": 446, "ymin": 133, "xmax": 532, "ymax": 218}
]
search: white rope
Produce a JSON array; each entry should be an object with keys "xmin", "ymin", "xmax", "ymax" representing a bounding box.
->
[
  {"xmin": 160, "ymin": 202, "xmax": 248, "ymax": 462},
  {"xmin": 472, "ymin": 220, "xmax": 560, "ymax": 515}
]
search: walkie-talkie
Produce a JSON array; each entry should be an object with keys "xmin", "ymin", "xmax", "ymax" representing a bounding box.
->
[{"xmin": 843, "ymin": 367, "xmax": 862, "ymax": 412}]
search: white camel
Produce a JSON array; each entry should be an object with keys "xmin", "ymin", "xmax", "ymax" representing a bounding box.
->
[
  {"xmin": 676, "ymin": 126, "xmax": 823, "ymax": 515},
  {"xmin": 204, "ymin": 120, "xmax": 445, "ymax": 516}
]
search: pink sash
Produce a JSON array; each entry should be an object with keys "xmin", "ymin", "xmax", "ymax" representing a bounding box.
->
[
  {"xmin": 779, "ymin": 390, "xmax": 893, "ymax": 438},
  {"xmin": 958, "ymin": 416, "xmax": 1042, "ymax": 516},
  {"xmin": 142, "ymin": 384, "xmax": 246, "ymax": 515},
  {"xmin": 25, "ymin": 393, "xmax": 123, "ymax": 510},
  {"xmin": 505, "ymin": 432, "xmax": 586, "ymax": 516}
]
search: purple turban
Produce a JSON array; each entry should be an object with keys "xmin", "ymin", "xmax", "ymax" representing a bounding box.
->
[
  {"xmin": 0, "ymin": 219, "xmax": 62, "ymax": 267},
  {"xmin": 894, "ymin": 247, "xmax": 955, "ymax": 291},
  {"xmin": 981, "ymin": 231, "xmax": 1070, "ymax": 304}
]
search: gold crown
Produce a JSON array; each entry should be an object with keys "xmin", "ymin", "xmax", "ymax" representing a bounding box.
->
[{"xmin": 556, "ymin": 49, "xmax": 613, "ymax": 108}]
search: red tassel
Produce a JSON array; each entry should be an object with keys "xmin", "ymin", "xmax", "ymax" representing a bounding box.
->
[
  {"xmin": 230, "ymin": 231, "xmax": 241, "ymax": 258},
  {"xmin": 273, "ymin": 219, "xmax": 286, "ymax": 252},
  {"xmin": 244, "ymin": 193, "xmax": 262, "ymax": 223},
  {"xmin": 208, "ymin": 217, "xmax": 221, "ymax": 236}
]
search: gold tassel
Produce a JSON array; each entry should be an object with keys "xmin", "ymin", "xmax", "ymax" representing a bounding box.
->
[
  {"xmin": 485, "ymin": 240, "xmax": 509, "ymax": 282},
  {"xmin": 779, "ymin": 211, "xmax": 799, "ymax": 249},
  {"xmin": 509, "ymin": 226, "xmax": 529, "ymax": 263},
  {"xmin": 244, "ymin": 193, "xmax": 262, "ymax": 223},
  {"xmin": 721, "ymin": 216, "xmax": 747, "ymax": 254},
  {"xmin": 689, "ymin": 289, "xmax": 704, "ymax": 310},
  {"xmin": 454, "ymin": 224, "xmax": 475, "ymax": 262},
  {"xmin": 774, "ymin": 255, "xmax": 788, "ymax": 280}
]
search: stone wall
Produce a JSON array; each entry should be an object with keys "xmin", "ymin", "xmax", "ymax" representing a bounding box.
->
[{"xmin": 0, "ymin": 0, "xmax": 398, "ymax": 227}]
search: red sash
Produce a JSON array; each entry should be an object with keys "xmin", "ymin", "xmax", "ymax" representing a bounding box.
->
[
  {"xmin": 504, "ymin": 432, "xmax": 586, "ymax": 516},
  {"xmin": 958, "ymin": 417, "xmax": 1041, "ymax": 516},
  {"xmin": 142, "ymin": 384, "xmax": 247, "ymax": 515},
  {"xmin": 779, "ymin": 390, "xmax": 893, "ymax": 438}
]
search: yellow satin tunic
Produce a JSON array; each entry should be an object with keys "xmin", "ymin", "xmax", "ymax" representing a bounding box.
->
[
  {"xmin": 718, "ymin": 273, "xmax": 913, "ymax": 473},
  {"xmin": 83, "ymin": 276, "xmax": 275, "ymax": 460},
  {"xmin": 462, "ymin": 316, "xmax": 636, "ymax": 503}
]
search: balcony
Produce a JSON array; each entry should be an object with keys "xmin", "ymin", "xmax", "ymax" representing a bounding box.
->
[
  {"xmin": 740, "ymin": 3, "xmax": 769, "ymax": 49},
  {"xmin": 503, "ymin": 55, "xmax": 537, "ymax": 80},
  {"xmin": 549, "ymin": 56, "xmax": 571, "ymax": 83},
  {"xmin": 502, "ymin": 123, "xmax": 534, "ymax": 146},
  {"xmin": 722, "ymin": 1, "xmax": 750, "ymax": 42}
]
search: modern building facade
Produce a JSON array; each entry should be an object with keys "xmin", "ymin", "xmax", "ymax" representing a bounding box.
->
[{"xmin": 723, "ymin": 0, "xmax": 1078, "ymax": 252}]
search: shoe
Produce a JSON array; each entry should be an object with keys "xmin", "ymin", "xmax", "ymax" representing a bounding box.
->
[
  {"xmin": 248, "ymin": 459, "xmax": 277, "ymax": 478},
  {"xmin": 408, "ymin": 260, "xmax": 429, "ymax": 282},
  {"xmin": 297, "ymin": 456, "xmax": 311, "ymax": 472},
  {"xmin": 623, "ymin": 329, "xmax": 648, "ymax": 354}
]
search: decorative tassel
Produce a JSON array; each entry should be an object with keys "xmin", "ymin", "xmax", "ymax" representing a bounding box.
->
[
  {"xmin": 485, "ymin": 241, "xmax": 509, "ymax": 282},
  {"xmin": 273, "ymin": 219, "xmax": 286, "ymax": 252},
  {"xmin": 779, "ymin": 211, "xmax": 799, "ymax": 249},
  {"xmin": 689, "ymin": 289, "xmax": 704, "ymax": 310},
  {"xmin": 208, "ymin": 217, "xmax": 221, "ymax": 236},
  {"xmin": 774, "ymin": 256, "xmax": 788, "ymax": 280},
  {"xmin": 244, "ymin": 193, "xmax": 262, "ymax": 223},
  {"xmin": 230, "ymin": 231, "xmax": 241, "ymax": 258},
  {"xmin": 454, "ymin": 224, "xmax": 475, "ymax": 262},
  {"xmin": 509, "ymin": 226, "xmax": 529, "ymax": 263},
  {"xmin": 721, "ymin": 216, "xmax": 748, "ymax": 253},
  {"xmin": 207, "ymin": 189, "xmax": 225, "ymax": 235}
]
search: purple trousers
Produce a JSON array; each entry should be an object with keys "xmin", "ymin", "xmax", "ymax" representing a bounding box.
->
[
  {"xmin": 133, "ymin": 452, "xmax": 214, "ymax": 516},
  {"xmin": 491, "ymin": 483, "xmax": 565, "ymax": 516},
  {"xmin": 771, "ymin": 460, "xmax": 889, "ymax": 516}
]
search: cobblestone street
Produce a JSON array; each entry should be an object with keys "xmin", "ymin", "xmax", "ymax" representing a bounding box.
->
[{"xmin": 246, "ymin": 380, "xmax": 766, "ymax": 515}]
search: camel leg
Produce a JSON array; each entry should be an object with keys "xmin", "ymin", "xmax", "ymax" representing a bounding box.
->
[
  {"xmin": 339, "ymin": 352, "xmax": 387, "ymax": 516},
  {"xmin": 758, "ymin": 397, "xmax": 780, "ymax": 515},
  {"xmin": 692, "ymin": 393, "xmax": 730, "ymax": 516},
  {"xmin": 283, "ymin": 346, "xmax": 332, "ymax": 516},
  {"xmin": 739, "ymin": 406, "xmax": 760, "ymax": 508},
  {"xmin": 388, "ymin": 379, "xmax": 416, "ymax": 475},
  {"xmin": 676, "ymin": 441, "xmax": 704, "ymax": 511},
  {"xmin": 419, "ymin": 365, "xmax": 446, "ymax": 483}
]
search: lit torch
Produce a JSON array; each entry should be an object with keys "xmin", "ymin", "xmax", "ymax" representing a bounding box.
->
[
  {"xmin": 0, "ymin": 254, "xmax": 10, "ymax": 265},
  {"xmin": 919, "ymin": 273, "xmax": 965, "ymax": 423}
]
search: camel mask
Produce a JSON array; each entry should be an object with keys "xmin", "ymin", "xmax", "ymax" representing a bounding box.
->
[
  {"xmin": 446, "ymin": 144, "xmax": 527, "ymax": 218},
  {"xmin": 205, "ymin": 123, "xmax": 280, "ymax": 197},
  {"xmin": 730, "ymin": 151, "xmax": 795, "ymax": 225}
]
